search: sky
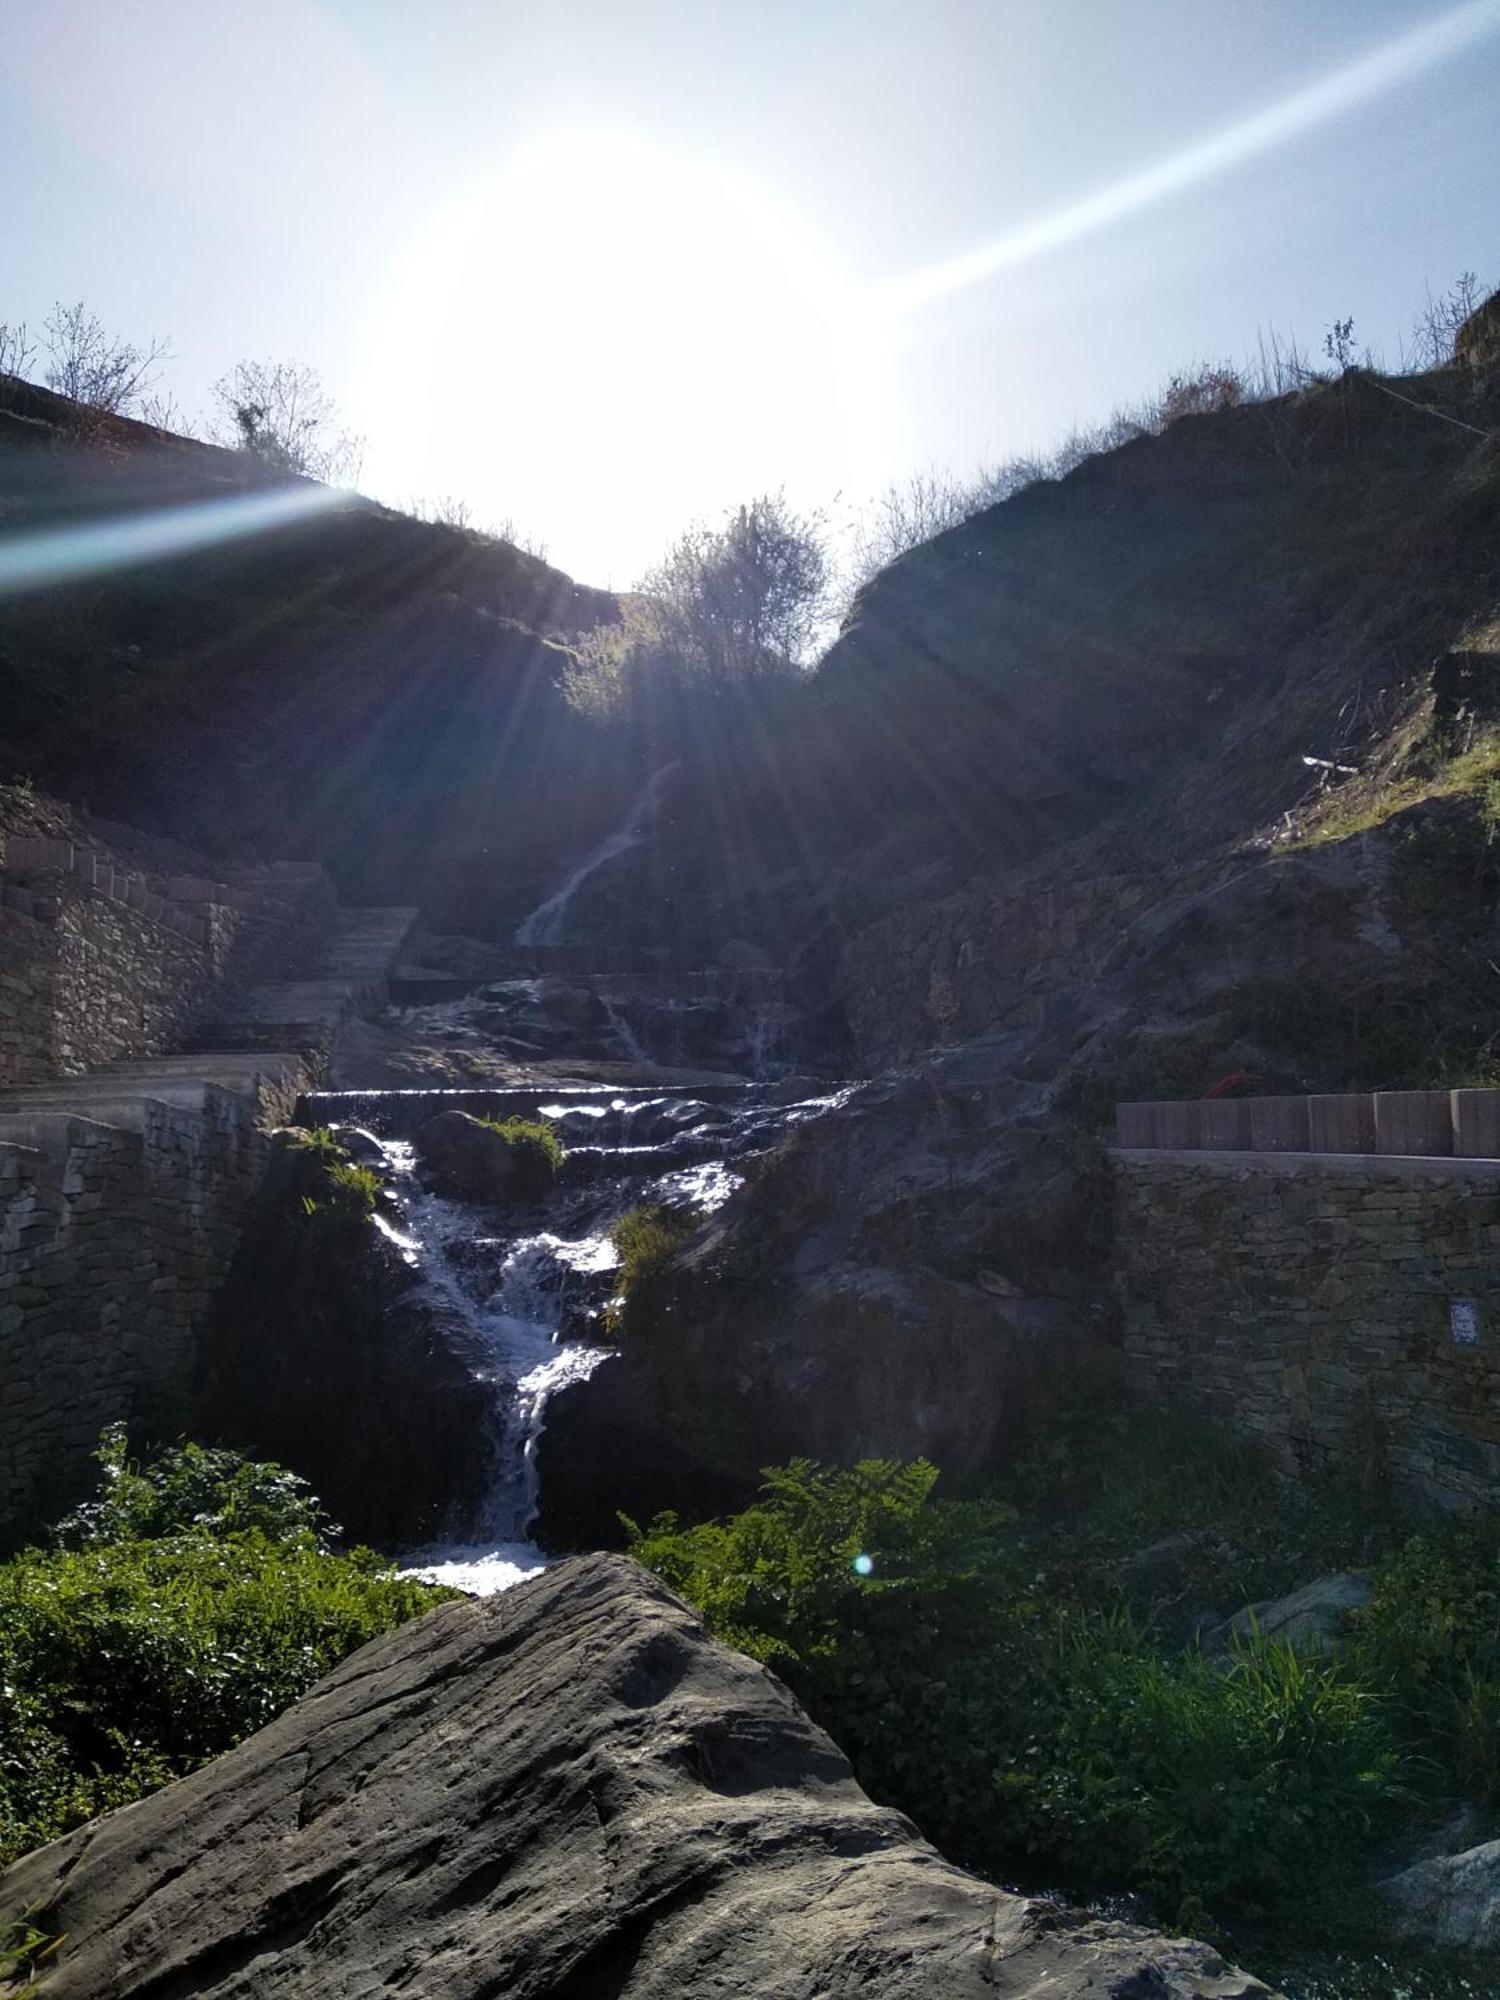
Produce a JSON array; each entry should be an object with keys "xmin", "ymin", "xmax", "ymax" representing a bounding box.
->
[{"xmin": 1, "ymin": 0, "xmax": 1497, "ymax": 587}]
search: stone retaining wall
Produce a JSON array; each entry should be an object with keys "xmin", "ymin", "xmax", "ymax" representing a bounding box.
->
[
  {"xmin": 0, "ymin": 863, "xmax": 335, "ymax": 1087},
  {"xmin": 0, "ymin": 905, "xmax": 57, "ymax": 1088},
  {"xmin": 0, "ymin": 1087, "xmax": 267, "ymax": 1543},
  {"xmin": 1114, "ymin": 1149, "xmax": 1500, "ymax": 1509}
]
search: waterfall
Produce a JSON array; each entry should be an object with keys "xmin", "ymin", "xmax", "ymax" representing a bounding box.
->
[
  {"xmin": 513, "ymin": 764, "xmax": 677, "ymax": 948},
  {"xmin": 312, "ymin": 1077, "xmax": 849, "ymax": 1595}
]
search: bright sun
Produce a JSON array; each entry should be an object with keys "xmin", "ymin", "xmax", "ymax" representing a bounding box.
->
[{"xmin": 362, "ymin": 127, "xmax": 886, "ymax": 584}]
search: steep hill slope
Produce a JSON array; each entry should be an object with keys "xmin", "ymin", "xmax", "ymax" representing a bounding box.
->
[{"xmin": 0, "ymin": 374, "xmax": 625, "ymax": 923}]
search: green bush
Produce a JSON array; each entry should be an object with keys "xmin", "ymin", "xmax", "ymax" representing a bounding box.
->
[
  {"xmin": 52, "ymin": 1422, "xmax": 331, "ymax": 1547},
  {"xmin": 0, "ymin": 1433, "xmax": 451, "ymax": 1866},
  {"xmin": 477, "ymin": 1115, "xmax": 563, "ymax": 1197},
  {"xmin": 604, "ymin": 1204, "xmax": 697, "ymax": 1335},
  {"xmin": 286, "ymin": 1127, "xmax": 382, "ymax": 1222},
  {"xmin": 628, "ymin": 1457, "xmax": 1413, "ymax": 1933},
  {"xmin": 1348, "ymin": 1524, "xmax": 1500, "ymax": 1804}
]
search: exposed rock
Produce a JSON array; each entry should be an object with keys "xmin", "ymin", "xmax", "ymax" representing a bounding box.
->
[
  {"xmin": 538, "ymin": 1062, "xmax": 1116, "ymax": 1543},
  {"xmin": 197, "ymin": 1135, "xmax": 491, "ymax": 1547},
  {"xmin": 1382, "ymin": 1837, "xmax": 1500, "ymax": 1951},
  {"xmin": 1207, "ymin": 1572, "xmax": 1374, "ymax": 1655},
  {"xmin": 413, "ymin": 1107, "xmax": 554, "ymax": 1203},
  {"xmin": 0, "ymin": 1554, "xmax": 1277, "ymax": 1998},
  {"xmin": 537, "ymin": 979, "xmax": 609, "ymax": 1030},
  {"xmin": 1456, "ymin": 287, "xmax": 1500, "ymax": 371},
  {"xmin": 325, "ymin": 1122, "xmax": 386, "ymax": 1165}
]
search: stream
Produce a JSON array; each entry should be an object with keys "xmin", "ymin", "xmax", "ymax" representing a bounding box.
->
[{"xmin": 311, "ymin": 1069, "xmax": 847, "ymax": 1595}]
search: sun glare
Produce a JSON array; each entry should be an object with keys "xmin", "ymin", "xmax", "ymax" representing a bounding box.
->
[{"xmin": 363, "ymin": 128, "xmax": 884, "ymax": 583}]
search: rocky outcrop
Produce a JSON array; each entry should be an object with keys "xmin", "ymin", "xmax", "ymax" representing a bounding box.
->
[
  {"xmin": 1206, "ymin": 1573, "xmax": 1374, "ymax": 1656},
  {"xmin": 1383, "ymin": 1837, "xmax": 1500, "ymax": 1951},
  {"xmin": 539, "ymin": 1048, "xmax": 1116, "ymax": 1543},
  {"xmin": 197, "ymin": 1136, "xmax": 492, "ymax": 1547},
  {"xmin": 0, "ymin": 1554, "xmax": 1276, "ymax": 1997},
  {"xmin": 414, "ymin": 1107, "xmax": 558, "ymax": 1203}
]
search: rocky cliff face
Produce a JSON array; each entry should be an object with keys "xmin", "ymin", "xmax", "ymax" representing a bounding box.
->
[{"xmin": 0, "ymin": 1554, "xmax": 1275, "ymax": 1998}]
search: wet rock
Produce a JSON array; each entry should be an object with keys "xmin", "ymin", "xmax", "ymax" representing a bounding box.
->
[
  {"xmin": 1382, "ymin": 1837, "xmax": 1500, "ymax": 1951},
  {"xmin": 1206, "ymin": 1572, "xmax": 1374, "ymax": 1655},
  {"xmin": 198, "ymin": 1137, "xmax": 491, "ymax": 1547},
  {"xmin": 414, "ymin": 1108, "xmax": 556, "ymax": 1203},
  {"xmin": 538, "ymin": 980, "xmax": 609, "ymax": 1031},
  {"xmin": 326, "ymin": 1122, "xmax": 385, "ymax": 1165},
  {"xmin": 0, "ymin": 1554, "xmax": 1279, "ymax": 1999}
]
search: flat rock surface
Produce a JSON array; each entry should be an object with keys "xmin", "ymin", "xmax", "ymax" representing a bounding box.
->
[{"xmin": 0, "ymin": 1554, "xmax": 1276, "ymax": 1998}]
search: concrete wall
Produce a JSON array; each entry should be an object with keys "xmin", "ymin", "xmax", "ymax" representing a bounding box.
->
[
  {"xmin": 0, "ymin": 1088, "xmax": 267, "ymax": 1542},
  {"xmin": 1114, "ymin": 1149, "xmax": 1500, "ymax": 1509}
]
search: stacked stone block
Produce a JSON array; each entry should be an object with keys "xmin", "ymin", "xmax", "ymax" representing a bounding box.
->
[
  {"xmin": 0, "ymin": 1088, "xmax": 267, "ymax": 1543},
  {"xmin": 1114, "ymin": 1151, "xmax": 1500, "ymax": 1509}
]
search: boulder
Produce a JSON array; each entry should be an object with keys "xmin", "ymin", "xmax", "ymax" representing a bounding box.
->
[
  {"xmin": 538, "ymin": 980, "xmax": 609, "ymax": 1031},
  {"xmin": 1206, "ymin": 1572, "xmax": 1373, "ymax": 1655},
  {"xmin": 1383, "ymin": 1837, "xmax": 1500, "ymax": 1951},
  {"xmin": 413, "ymin": 1108, "xmax": 549, "ymax": 1203},
  {"xmin": 0, "ymin": 1555, "xmax": 1278, "ymax": 1998},
  {"xmin": 325, "ymin": 1122, "xmax": 386, "ymax": 1166}
]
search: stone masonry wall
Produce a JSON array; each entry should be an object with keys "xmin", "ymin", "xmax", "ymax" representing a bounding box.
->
[
  {"xmin": 1114, "ymin": 1151, "xmax": 1500, "ymax": 1509},
  {"xmin": 49, "ymin": 891, "xmax": 230, "ymax": 1075},
  {"xmin": 0, "ymin": 1087, "xmax": 267, "ymax": 1543},
  {"xmin": 0, "ymin": 904, "xmax": 58, "ymax": 1088}
]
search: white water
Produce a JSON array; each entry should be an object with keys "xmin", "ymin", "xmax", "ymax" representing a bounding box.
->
[
  {"xmin": 334, "ymin": 1065, "xmax": 851, "ymax": 1597},
  {"xmin": 513, "ymin": 765, "xmax": 676, "ymax": 947},
  {"xmin": 374, "ymin": 1138, "xmax": 617, "ymax": 1595}
]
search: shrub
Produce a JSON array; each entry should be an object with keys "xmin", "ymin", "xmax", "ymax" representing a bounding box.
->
[
  {"xmin": 287, "ymin": 1127, "xmax": 382, "ymax": 1222},
  {"xmin": 604, "ymin": 1203, "xmax": 696, "ymax": 1334},
  {"xmin": 1348, "ymin": 1525, "xmax": 1500, "ymax": 1804},
  {"xmin": 0, "ymin": 1434, "xmax": 451, "ymax": 1866},
  {"xmin": 629, "ymin": 1457, "xmax": 1411, "ymax": 1934},
  {"xmin": 51, "ymin": 1423, "xmax": 331, "ymax": 1548},
  {"xmin": 476, "ymin": 1114, "xmax": 563, "ymax": 1197}
]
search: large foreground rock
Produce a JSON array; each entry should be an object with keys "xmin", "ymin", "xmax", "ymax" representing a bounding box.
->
[{"xmin": 0, "ymin": 1555, "xmax": 1274, "ymax": 1998}]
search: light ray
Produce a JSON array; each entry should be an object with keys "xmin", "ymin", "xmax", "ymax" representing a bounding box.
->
[
  {"xmin": 0, "ymin": 484, "xmax": 349, "ymax": 599},
  {"xmin": 879, "ymin": 0, "xmax": 1500, "ymax": 316}
]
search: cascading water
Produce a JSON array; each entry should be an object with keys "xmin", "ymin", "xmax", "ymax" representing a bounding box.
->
[
  {"xmin": 514, "ymin": 764, "xmax": 677, "ymax": 947},
  {"xmin": 319, "ymin": 1075, "xmax": 851, "ymax": 1596}
]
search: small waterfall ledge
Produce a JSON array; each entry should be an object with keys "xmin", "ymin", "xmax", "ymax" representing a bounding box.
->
[{"xmin": 308, "ymin": 1079, "xmax": 848, "ymax": 1593}]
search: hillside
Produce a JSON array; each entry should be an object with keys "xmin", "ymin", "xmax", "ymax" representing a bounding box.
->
[{"xmin": 0, "ymin": 374, "xmax": 625, "ymax": 926}]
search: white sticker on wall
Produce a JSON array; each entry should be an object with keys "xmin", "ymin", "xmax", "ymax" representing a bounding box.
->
[{"xmin": 1451, "ymin": 1299, "xmax": 1481, "ymax": 1346}]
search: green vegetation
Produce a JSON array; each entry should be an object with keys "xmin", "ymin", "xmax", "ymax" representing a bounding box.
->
[
  {"xmin": 604, "ymin": 1203, "xmax": 697, "ymax": 1335},
  {"xmin": 628, "ymin": 1424, "xmax": 1500, "ymax": 1955},
  {"xmin": 0, "ymin": 1921, "xmax": 63, "ymax": 1995},
  {"xmin": 0, "ymin": 1430, "xmax": 450, "ymax": 1868},
  {"xmin": 286, "ymin": 1127, "xmax": 383, "ymax": 1222},
  {"xmin": 476, "ymin": 1114, "xmax": 564, "ymax": 1197}
]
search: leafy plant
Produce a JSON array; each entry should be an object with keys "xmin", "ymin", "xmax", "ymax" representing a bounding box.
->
[
  {"xmin": 287, "ymin": 1127, "xmax": 382, "ymax": 1222},
  {"xmin": 475, "ymin": 1115, "xmax": 563, "ymax": 1198},
  {"xmin": 604, "ymin": 1204, "xmax": 696, "ymax": 1334},
  {"xmin": 629, "ymin": 1454, "xmax": 1415, "ymax": 1934},
  {"xmin": 51, "ymin": 1424, "xmax": 331, "ymax": 1549},
  {"xmin": 0, "ymin": 1435, "xmax": 450, "ymax": 1867}
]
